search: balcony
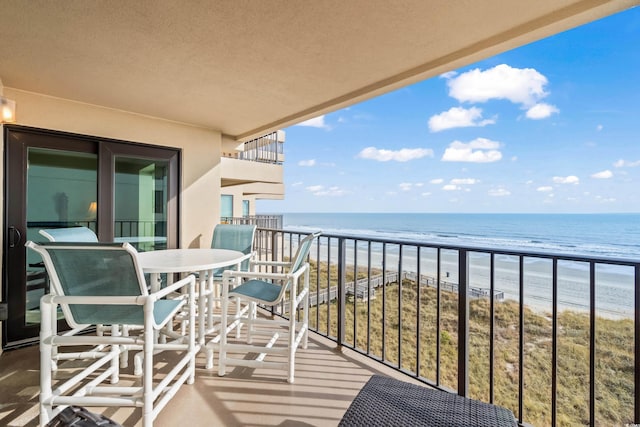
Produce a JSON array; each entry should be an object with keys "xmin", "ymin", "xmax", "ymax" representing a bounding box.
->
[
  {"xmin": 2, "ymin": 226, "xmax": 639, "ymax": 426},
  {"xmin": 220, "ymin": 132, "xmax": 285, "ymax": 202}
]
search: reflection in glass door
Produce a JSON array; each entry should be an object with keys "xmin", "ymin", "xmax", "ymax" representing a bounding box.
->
[
  {"xmin": 25, "ymin": 149, "xmax": 98, "ymax": 326},
  {"xmin": 115, "ymin": 157, "xmax": 168, "ymax": 252},
  {"xmin": 4, "ymin": 125, "xmax": 179, "ymax": 348}
]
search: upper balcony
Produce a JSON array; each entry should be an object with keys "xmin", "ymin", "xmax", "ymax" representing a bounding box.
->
[{"xmin": 221, "ymin": 132, "xmax": 285, "ymax": 199}]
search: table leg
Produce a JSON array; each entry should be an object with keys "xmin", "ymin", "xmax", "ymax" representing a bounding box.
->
[
  {"xmin": 150, "ymin": 273, "xmax": 161, "ymax": 293},
  {"xmin": 198, "ymin": 271, "xmax": 207, "ymax": 346}
]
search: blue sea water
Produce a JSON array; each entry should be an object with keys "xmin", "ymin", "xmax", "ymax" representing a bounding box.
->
[
  {"xmin": 282, "ymin": 213, "xmax": 640, "ymax": 260},
  {"xmin": 279, "ymin": 213, "xmax": 640, "ymax": 317}
]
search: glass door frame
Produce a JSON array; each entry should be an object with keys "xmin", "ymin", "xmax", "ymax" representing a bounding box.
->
[{"xmin": 2, "ymin": 125, "xmax": 180, "ymax": 348}]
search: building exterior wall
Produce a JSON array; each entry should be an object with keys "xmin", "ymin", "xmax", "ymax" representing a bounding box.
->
[{"xmin": 0, "ymin": 88, "xmax": 224, "ymax": 349}]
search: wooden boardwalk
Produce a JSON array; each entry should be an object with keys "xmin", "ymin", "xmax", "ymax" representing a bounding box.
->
[{"xmin": 307, "ymin": 271, "xmax": 504, "ymax": 307}]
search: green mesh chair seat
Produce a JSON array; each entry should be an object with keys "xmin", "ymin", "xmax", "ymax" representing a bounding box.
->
[{"xmin": 230, "ymin": 279, "xmax": 282, "ymax": 304}]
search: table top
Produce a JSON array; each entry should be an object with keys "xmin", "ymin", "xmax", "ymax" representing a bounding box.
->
[{"xmin": 137, "ymin": 248, "xmax": 246, "ymax": 273}]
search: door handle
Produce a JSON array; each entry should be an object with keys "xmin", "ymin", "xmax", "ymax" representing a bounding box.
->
[{"xmin": 9, "ymin": 226, "xmax": 22, "ymax": 248}]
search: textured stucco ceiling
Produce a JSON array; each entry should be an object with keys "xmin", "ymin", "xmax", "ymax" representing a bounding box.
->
[{"xmin": 0, "ymin": 0, "xmax": 636, "ymax": 140}]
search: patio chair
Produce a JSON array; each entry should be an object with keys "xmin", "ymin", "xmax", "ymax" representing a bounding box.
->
[
  {"xmin": 37, "ymin": 226, "xmax": 104, "ymax": 369},
  {"xmin": 211, "ymin": 231, "xmax": 320, "ymax": 383},
  {"xmin": 38, "ymin": 226, "xmax": 99, "ymax": 242},
  {"xmin": 176, "ymin": 224, "xmax": 256, "ymax": 333},
  {"xmin": 26, "ymin": 241, "xmax": 197, "ymax": 427}
]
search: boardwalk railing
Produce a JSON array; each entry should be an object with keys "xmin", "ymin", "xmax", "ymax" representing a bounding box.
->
[{"xmin": 253, "ymin": 227, "xmax": 640, "ymax": 427}]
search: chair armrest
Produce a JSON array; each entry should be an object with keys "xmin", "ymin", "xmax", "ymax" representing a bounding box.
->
[
  {"xmin": 152, "ymin": 274, "xmax": 196, "ymax": 300},
  {"xmin": 250, "ymin": 259, "xmax": 292, "ymax": 268},
  {"xmin": 46, "ymin": 294, "xmax": 143, "ymax": 305},
  {"xmin": 223, "ymin": 263, "xmax": 308, "ymax": 282}
]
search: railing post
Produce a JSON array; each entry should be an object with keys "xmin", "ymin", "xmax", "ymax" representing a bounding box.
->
[
  {"xmin": 458, "ymin": 249, "xmax": 469, "ymax": 397},
  {"xmin": 635, "ymin": 263, "xmax": 640, "ymax": 423},
  {"xmin": 337, "ymin": 237, "xmax": 346, "ymax": 345}
]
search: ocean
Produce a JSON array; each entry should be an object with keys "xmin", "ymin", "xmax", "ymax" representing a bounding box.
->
[
  {"xmin": 279, "ymin": 213, "xmax": 640, "ymax": 318},
  {"xmin": 282, "ymin": 213, "xmax": 640, "ymax": 259}
]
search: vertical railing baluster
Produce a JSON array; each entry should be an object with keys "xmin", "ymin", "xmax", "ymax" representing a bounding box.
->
[
  {"xmin": 635, "ymin": 263, "xmax": 640, "ymax": 423},
  {"xmin": 316, "ymin": 236, "xmax": 321, "ymax": 333},
  {"xmin": 353, "ymin": 239, "xmax": 358, "ymax": 348},
  {"xmin": 367, "ymin": 241, "xmax": 372, "ymax": 355},
  {"xmin": 589, "ymin": 262, "xmax": 596, "ymax": 427},
  {"xmin": 382, "ymin": 243, "xmax": 387, "ymax": 362},
  {"xmin": 416, "ymin": 246, "xmax": 422, "ymax": 377},
  {"xmin": 398, "ymin": 244, "xmax": 403, "ymax": 369},
  {"xmin": 338, "ymin": 237, "xmax": 346, "ymax": 346},
  {"xmin": 458, "ymin": 249, "xmax": 469, "ymax": 397},
  {"xmin": 490, "ymin": 253, "xmax": 495, "ymax": 404},
  {"xmin": 436, "ymin": 248, "xmax": 441, "ymax": 386},
  {"xmin": 519, "ymin": 256, "xmax": 525, "ymax": 423},
  {"xmin": 552, "ymin": 258, "xmax": 558, "ymax": 427},
  {"xmin": 326, "ymin": 237, "xmax": 332, "ymax": 336}
]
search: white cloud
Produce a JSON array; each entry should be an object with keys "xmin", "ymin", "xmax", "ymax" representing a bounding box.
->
[
  {"xmin": 306, "ymin": 185, "xmax": 346, "ymax": 196},
  {"xmin": 298, "ymin": 159, "xmax": 316, "ymax": 167},
  {"xmin": 553, "ymin": 175, "xmax": 580, "ymax": 184},
  {"xmin": 614, "ymin": 159, "xmax": 640, "ymax": 167},
  {"xmin": 537, "ymin": 186, "xmax": 554, "ymax": 192},
  {"xmin": 442, "ymin": 184, "xmax": 461, "ymax": 191},
  {"xmin": 595, "ymin": 196, "xmax": 617, "ymax": 203},
  {"xmin": 421, "ymin": 192, "xmax": 432, "ymax": 197},
  {"xmin": 428, "ymin": 106, "xmax": 496, "ymax": 132},
  {"xmin": 591, "ymin": 170, "xmax": 613, "ymax": 179},
  {"xmin": 306, "ymin": 185, "xmax": 324, "ymax": 192},
  {"xmin": 597, "ymin": 124, "xmax": 603, "ymax": 131},
  {"xmin": 450, "ymin": 178, "xmax": 478, "ymax": 185},
  {"xmin": 399, "ymin": 182, "xmax": 424, "ymax": 191},
  {"xmin": 489, "ymin": 188, "xmax": 511, "ymax": 197},
  {"xmin": 430, "ymin": 178, "xmax": 444, "ymax": 184},
  {"xmin": 447, "ymin": 64, "xmax": 549, "ymax": 107},
  {"xmin": 296, "ymin": 115, "xmax": 330, "ymax": 129},
  {"xmin": 440, "ymin": 71, "xmax": 458, "ymax": 79},
  {"xmin": 357, "ymin": 146, "xmax": 434, "ymax": 162},
  {"xmin": 291, "ymin": 181, "xmax": 303, "ymax": 187},
  {"xmin": 441, "ymin": 138, "xmax": 502, "ymax": 163},
  {"xmin": 526, "ymin": 103, "xmax": 559, "ymax": 119}
]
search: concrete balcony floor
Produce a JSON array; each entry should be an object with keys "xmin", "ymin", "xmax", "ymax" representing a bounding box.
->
[{"xmin": 0, "ymin": 332, "xmax": 423, "ymax": 427}]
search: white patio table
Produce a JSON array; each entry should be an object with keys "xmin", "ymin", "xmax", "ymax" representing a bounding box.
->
[{"xmin": 137, "ymin": 248, "xmax": 247, "ymax": 345}]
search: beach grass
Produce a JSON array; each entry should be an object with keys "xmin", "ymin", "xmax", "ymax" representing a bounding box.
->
[{"xmin": 304, "ymin": 261, "xmax": 634, "ymax": 427}]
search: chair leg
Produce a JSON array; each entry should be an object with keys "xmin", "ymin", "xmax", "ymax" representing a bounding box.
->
[
  {"xmin": 288, "ymin": 314, "xmax": 296, "ymax": 384},
  {"xmin": 40, "ymin": 297, "xmax": 54, "ymax": 427},
  {"xmin": 303, "ymin": 269, "xmax": 310, "ymax": 349},
  {"xmin": 110, "ymin": 325, "xmax": 120, "ymax": 384},
  {"xmin": 246, "ymin": 302, "xmax": 257, "ymax": 344},
  {"xmin": 142, "ymin": 302, "xmax": 154, "ymax": 427},
  {"xmin": 50, "ymin": 302, "xmax": 59, "ymax": 372}
]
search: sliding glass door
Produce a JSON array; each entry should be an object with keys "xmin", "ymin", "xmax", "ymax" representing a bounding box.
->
[{"xmin": 3, "ymin": 125, "xmax": 180, "ymax": 347}]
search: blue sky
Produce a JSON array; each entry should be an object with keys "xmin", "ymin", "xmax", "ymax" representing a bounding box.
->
[{"xmin": 257, "ymin": 7, "xmax": 640, "ymax": 214}]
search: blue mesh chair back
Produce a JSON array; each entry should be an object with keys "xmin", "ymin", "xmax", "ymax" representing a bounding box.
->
[
  {"xmin": 39, "ymin": 226, "xmax": 98, "ymax": 242},
  {"xmin": 211, "ymin": 224, "xmax": 257, "ymax": 272},
  {"xmin": 232, "ymin": 231, "xmax": 320, "ymax": 305},
  {"xmin": 32, "ymin": 242, "xmax": 149, "ymax": 327},
  {"xmin": 288, "ymin": 232, "xmax": 320, "ymax": 275}
]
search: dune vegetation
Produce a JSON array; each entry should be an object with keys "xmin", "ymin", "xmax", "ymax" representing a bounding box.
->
[{"xmin": 304, "ymin": 261, "xmax": 634, "ymax": 427}]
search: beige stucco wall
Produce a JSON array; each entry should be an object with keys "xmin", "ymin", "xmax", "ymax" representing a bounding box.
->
[
  {"xmin": 0, "ymin": 87, "xmax": 223, "ymax": 348},
  {"xmin": 3, "ymin": 87, "xmax": 223, "ymax": 247}
]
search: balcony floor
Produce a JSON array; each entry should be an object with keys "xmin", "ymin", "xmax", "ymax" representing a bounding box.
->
[{"xmin": 0, "ymin": 332, "xmax": 424, "ymax": 427}]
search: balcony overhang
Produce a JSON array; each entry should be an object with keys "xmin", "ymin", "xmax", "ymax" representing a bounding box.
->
[{"xmin": 0, "ymin": 1, "xmax": 636, "ymax": 140}]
